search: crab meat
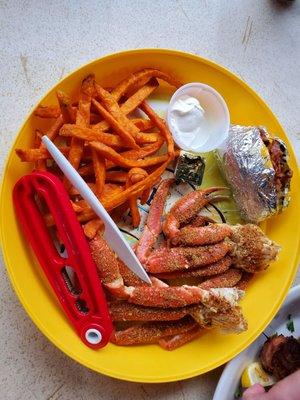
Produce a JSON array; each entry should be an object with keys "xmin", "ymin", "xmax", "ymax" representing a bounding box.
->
[
  {"xmin": 153, "ymin": 256, "xmax": 232, "ymax": 280},
  {"xmin": 163, "ymin": 186, "xmax": 227, "ymax": 239},
  {"xmin": 146, "ymin": 241, "xmax": 233, "ymax": 273},
  {"xmin": 198, "ymin": 268, "xmax": 242, "ymax": 290},
  {"xmin": 135, "ymin": 178, "xmax": 174, "ymax": 264},
  {"xmin": 110, "ymin": 318, "xmax": 198, "ymax": 345},
  {"xmin": 171, "ymin": 223, "xmax": 233, "ymax": 246}
]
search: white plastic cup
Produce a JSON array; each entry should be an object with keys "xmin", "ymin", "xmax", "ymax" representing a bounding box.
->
[{"xmin": 167, "ymin": 83, "xmax": 230, "ymax": 153}]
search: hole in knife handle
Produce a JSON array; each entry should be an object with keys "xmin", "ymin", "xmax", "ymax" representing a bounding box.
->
[
  {"xmin": 34, "ymin": 192, "xmax": 67, "ymax": 258},
  {"xmin": 75, "ymin": 298, "xmax": 89, "ymax": 314},
  {"xmin": 61, "ymin": 266, "xmax": 82, "ymax": 296}
]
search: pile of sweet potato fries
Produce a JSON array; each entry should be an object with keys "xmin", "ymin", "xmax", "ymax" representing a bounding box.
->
[{"xmin": 16, "ymin": 68, "xmax": 180, "ymax": 238}]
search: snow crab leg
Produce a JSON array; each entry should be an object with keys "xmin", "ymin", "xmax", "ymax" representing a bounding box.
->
[
  {"xmin": 109, "ymin": 302, "xmax": 193, "ymax": 322},
  {"xmin": 135, "ymin": 178, "xmax": 174, "ymax": 264},
  {"xmin": 110, "ymin": 318, "xmax": 198, "ymax": 346},
  {"xmin": 146, "ymin": 241, "xmax": 233, "ymax": 273},
  {"xmin": 153, "ymin": 255, "xmax": 232, "ymax": 280},
  {"xmin": 163, "ymin": 186, "xmax": 228, "ymax": 240},
  {"xmin": 90, "ymin": 234, "xmax": 244, "ymax": 309},
  {"xmin": 158, "ymin": 326, "xmax": 203, "ymax": 351},
  {"xmin": 198, "ymin": 268, "xmax": 242, "ymax": 290}
]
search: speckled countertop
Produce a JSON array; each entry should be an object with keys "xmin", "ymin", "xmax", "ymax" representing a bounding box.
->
[{"xmin": 0, "ymin": 1, "xmax": 299, "ymax": 399}]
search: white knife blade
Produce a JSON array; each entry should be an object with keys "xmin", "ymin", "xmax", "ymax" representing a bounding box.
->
[{"xmin": 42, "ymin": 136, "xmax": 151, "ymax": 284}]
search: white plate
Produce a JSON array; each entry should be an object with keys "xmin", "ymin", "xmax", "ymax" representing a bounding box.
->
[{"xmin": 213, "ymin": 284, "xmax": 300, "ymax": 400}]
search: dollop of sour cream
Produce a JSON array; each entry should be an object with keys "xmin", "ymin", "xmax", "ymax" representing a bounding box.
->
[{"xmin": 168, "ymin": 95, "xmax": 210, "ymax": 151}]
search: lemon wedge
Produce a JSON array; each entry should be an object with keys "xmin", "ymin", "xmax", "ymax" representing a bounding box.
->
[{"xmin": 241, "ymin": 362, "xmax": 276, "ymax": 388}]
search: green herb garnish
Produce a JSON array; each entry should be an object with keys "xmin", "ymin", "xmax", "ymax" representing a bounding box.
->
[
  {"xmin": 234, "ymin": 386, "xmax": 243, "ymax": 398},
  {"xmin": 287, "ymin": 320, "xmax": 295, "ymax": 333}
]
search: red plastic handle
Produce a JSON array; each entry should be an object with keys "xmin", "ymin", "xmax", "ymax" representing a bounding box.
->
[{"xmin": 13, "ymin": 171, "xmax": 113, "ymax": 349}]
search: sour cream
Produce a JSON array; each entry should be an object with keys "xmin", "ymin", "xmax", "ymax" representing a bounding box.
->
[
  {"xmin": 168, "ymin": 95, "xmax": 208, "ymax": 150},
  {"xmin": 167, "ymin": 83, "xmax": 230, "ymax": 153}
]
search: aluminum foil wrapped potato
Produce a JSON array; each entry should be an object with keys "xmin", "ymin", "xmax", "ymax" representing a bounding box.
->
[{"xmin": 216, "ymin": 125, "xmax": 292, "ymax": 223}]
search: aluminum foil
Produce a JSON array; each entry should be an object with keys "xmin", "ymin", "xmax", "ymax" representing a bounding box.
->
[{"xmin": 216, "ymin": 125, "xmax": 278, "ymax": 223}]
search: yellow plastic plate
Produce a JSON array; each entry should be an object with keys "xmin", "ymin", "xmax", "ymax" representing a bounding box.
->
[{"xmin": 1, "ymin": 49, "xmax": 300, "ymax": 383}]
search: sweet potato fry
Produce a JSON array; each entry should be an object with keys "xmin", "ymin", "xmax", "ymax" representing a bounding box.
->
[
  {"xmin": 76, "ymin": 159, "xmax": 169, "ymax": 221},
  {"xmin": 92, "ymin": 149, "xmax": 106, "ymax": 197},
  {"xmin": 130, "ymin": 168, "xmax": 150, "ymax": 204},
  {"xmin": 130, "ymin": 118, "xmax": 154, "ymax": 131},
  {"xmin": 128, "ymin": 168, "xmax": 148, "ymax": 184},
  {"xmin": 16, "ymin": 146, "xmax": 69, "ymax": 162},
  {"xmin": 81, "ymin": 73, "xmax": 96, "ymax": 99},
  {"xmin": 140, "ymin": 187, "xmax": 151, "ymax": 204},
  {"xmin": 135, "ymin": 132, "xmax": 160, "ymax": 144},
  {"xmin": 94, "ymin": 83, "xmax": 141, "ymax": 138},
  {"xmin": 91, "ymin": 79, "xmax": 158, "ymax": 130},
  {"xmin": 40, "ymin": 115, "xmax": 64, "ymax": 144},
  {"xmin": 78, "ymin": 163, "xmax": 94, "ymax": 177},
  {"xmin": 106, "ymin": 138, "xmax": 164, "ymax": 169},
  {"xmin": 126, "ymin": 168, "xmax": 149, "ymax": 227},
  {"xmin": 69, "ymin": 182, "xmax": 96, "ymax": 196},
  {"xmin": 61, "ymin": 123, "xmax": 159, "ymax": 147},
  {"xmin": 100, "ymin": 183, "xmax": 125, "ymax": 200},
  {"xmin": 90, "ymin": 141, "xmax": 169, "ymax": 169},
  {"xmin": 83, "ymin": 218, "xmax": 104, "ymax": 239},
  {"xmin": 120, "ymin": 78, "xmax": 159, "ymax": 115},
  {"xmin": 56, "ymin": 90, "xmax": 76, "ymax": 123},
  {"xmin": 34, "ymin": 104, "xmax": 101, "ymax": 123},
  {"xmin": 105, "ymin": 171, "xmax": 128, "ymax": 183},
  {"xmin": 60, "ymin": 124, "xmax": 125, "ymax": 148},
  {"xmin": 64, "ymin": 83, "xmax": 92, "ymax": 189},
  {"xmin": 91, "ymin": 99, "xmax": 138, "ymax": 149},
  {"xmin": 91, "ymin": 80, "xmax": 157, "ymax": 133},
  {"xmin": 33, "ymin": 129, "xmax": 46, "ymax": 170},
  {"xmin": 79, "ymin": 138, "xmax": 164, "ymax": 174},
  {"xmin": 76, "ymin": 183, "xmax": 126, "ymax": 223},
  {"xmin": 70, "ymin": 201, "xmax": 84, "ymax": 213},
  {"xmin": 140, "ymin": 101, "xmax": 175, "ymax": 158},
  {"xmin": 34, "ymin": 105, "xmax": 61, "ymax": 119},
  {"xmin": 102, "ymin": 159, "xmax": 170, "ymax": 211},
  {"xmin": 111, "ymin": 68, "xmax": 181, "ymax": 101}
]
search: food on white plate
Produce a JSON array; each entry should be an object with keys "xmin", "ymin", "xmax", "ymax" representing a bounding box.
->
[
  {"xmin": 260, "ymin": 334, "xmax": 300, "ymax": 380},
  {"xmin": 236, "ymin": 332, "xmax": 300, "ymax": 398},
  {"xmin": 217, "ymin": 125, "xmax": 293, "ymax": 223},
  {"xmin": 241, "ymin": 361, "xmax": 276, "ymax": 388}
]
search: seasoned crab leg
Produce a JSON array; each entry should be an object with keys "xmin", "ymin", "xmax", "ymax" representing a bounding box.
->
[
  {"xmin": 127, "ymin": 286, "xmax": 243, "ymax": 309},
  {"xmin": 153, "ymin": 256, "xmax": 232, "ymax": 280},
  {"xmin": 230, "ymin": 224, "xmax": 280, "ymax": 272},
  {"xmin": 89, "ymin": 235, "xmax": 167, "ymax": 298},
  {"xmin": 90, "ymin": 235, "xmax": 243, "ymax": 309},
  {"xmin": 187, "ymin": 214, "xmax": 216, "ymax": 227},
  {"xmin": 110, "ymin": 318, "xmax": 197, "ymax": 345},
  {"xmin": 109, "ymin": 302, "xmax": 191, "ymax": 321},
  {"xmin": 146, "ymin": 241, "xmax": 233, "ymax": 273},
  {"xmin": 158, "ymin": 326, "xmax": 202, "ymax": 350},
  {"xmin": 190, "ymin": 305, "xmax": 247, "ymax": 334},
  {"xmin": 235, "ymin": 271, "xmax": 254, "ymax": 290},
  {"xmin": 118, "ymin": 259, "xmax": 168, "ymax": 288},
  {"xmin": 163, "ymin": 187, "xmax": 227, "ymax": 239},
  {"xmin": 171, "ymin": 223, "xmax": 232, "ymax": 246},
  {"xmin": 135, "ymin": 178, "xmax": 174, "ymax": 264},
  {"xmin": 198, "ymin": 269, "xmax": 242, "ymax": 290}
]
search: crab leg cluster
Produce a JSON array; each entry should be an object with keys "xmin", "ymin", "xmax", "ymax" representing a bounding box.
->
[{"xmin": 89, "ymin": 179, "xmax": 280, "ymax": 349}]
